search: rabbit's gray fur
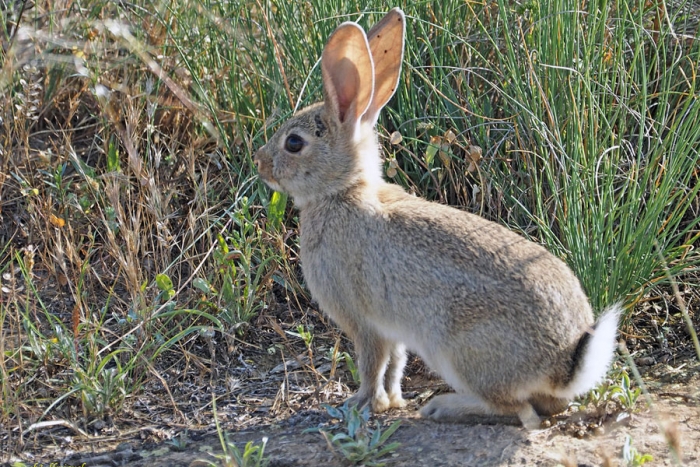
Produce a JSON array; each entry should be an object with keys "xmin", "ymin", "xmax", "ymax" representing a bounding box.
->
[{"xmin": 254, "ymin": 8, "xmax": 620, "ymax": 429}]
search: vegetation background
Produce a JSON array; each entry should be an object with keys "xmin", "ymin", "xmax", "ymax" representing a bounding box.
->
[{"xmin": 1, "ymin": 0, "xmax": 698, "ymax": 463}]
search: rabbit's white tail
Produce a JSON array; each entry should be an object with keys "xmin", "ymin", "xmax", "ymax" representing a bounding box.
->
[{"xmin": 561, "ymin": 303, "xmax": 622, "ymax": 398}]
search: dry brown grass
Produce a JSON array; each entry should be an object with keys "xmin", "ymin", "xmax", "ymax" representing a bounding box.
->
[{"xmin": 0, "ymin": 1, "xmax": 299, "ymax": 458}]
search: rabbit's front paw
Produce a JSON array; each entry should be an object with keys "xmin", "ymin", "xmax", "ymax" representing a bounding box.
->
[
  {"xmin": 347, "ymin": 391, "xmax": 393, "ymax": 413},
  {"xmin": 372, "ymin": 391, "xmax": 406, "ymax": 411},
  {"xmin": 371, "ymin": 392, "xmax": 392, "ymax": 412},
  {"xmin": 388, "ymin": 392, "xmax": 406, "ymax": 409}
]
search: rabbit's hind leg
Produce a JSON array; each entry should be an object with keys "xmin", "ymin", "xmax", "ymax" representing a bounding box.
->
[
  {"xmin": 514, "ymin": 403, "xmax": 542, "ymax": 430},
  {"xmin": 383, "ymin": 343, "xmax": 407, "ymax": 408}
]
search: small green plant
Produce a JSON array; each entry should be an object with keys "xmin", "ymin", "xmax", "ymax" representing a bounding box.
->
[
  {"xmin": 194, "ymin": 198, "xmax": 278, "ymax": 347},
  {"xmin": 610, "ymin": 371, "xmax": 642, "ymax": 410},
  {"xmin": 155, "ymin": 273, "xmax": 177, "ymax": 303},
  {"xmin": 576, "ymin": 368, "xmax": 641, "ymax": 412},
  {"xmin": 314, "ymin": 402, "xmax": 401, "ymax": 467},
  {"xmin": 167, "ymin": 430, "xmax": 189, "ymax": 452},
  {"xmin": 203, "ymin": 397, "xmax": 270, "ymax": 467},
  {"xmin": 205, "ymin": 437, "xmax": 269, "ymax": 467},
  {"xmin": 287, "ymin": 324, "xmax": 319, "ymax": 377},
  {"xmin": 342, "ymin": 352, "xmax": 360, "ymax": 385},
  {"xmin": 13, "ymin": 252, "xmax": 132, "ymax": 420},
  {"xmin": 622, "ymin": 435, "xmax": 653, "ymax": 466}
]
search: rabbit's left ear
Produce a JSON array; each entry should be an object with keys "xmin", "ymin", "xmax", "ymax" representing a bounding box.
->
[
  {"xmin": 362, "ymin": 8, "xmax": 405, "ymax": 125},
  {"xmin": 321, "ymin": 23, "xmax": 374, "ymax": 127}
]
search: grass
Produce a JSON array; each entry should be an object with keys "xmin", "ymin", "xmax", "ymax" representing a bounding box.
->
[
  {"xmin": 1, "ymin": 0, "xmax": 699, "ymax": 463},
  {"xmin": 202, "ymin": 397, "xmax": 271, "ymax": 467}
]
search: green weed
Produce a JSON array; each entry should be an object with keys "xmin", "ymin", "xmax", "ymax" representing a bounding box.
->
[
  {"xmin": 623, "ymin": 435, "xmax": 654, "ymax": 466},
  {"xmin": 201, "ymin": 436, "xmax": 270, "ymax": 467},
  {"xmin": 311, "ymin": 402, "xmax": 402, "ymax": 467},
  {"xmin": 192, "ymin": 197, "xmax": 280, "ymax": 353},
  {"xmin": 167, "ymin": 430, "xmax": 190, "ymax": 452},
  {"xmin": 340, "ymin": 351, "xmax": 361, "ymax": 386},
  {"xmin": 577, "ymin": 368, "xmax": 642, "ymax": 411}
]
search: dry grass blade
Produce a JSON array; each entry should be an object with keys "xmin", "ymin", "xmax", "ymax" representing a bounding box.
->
[{"xmin": 22, "ymin": 419, "xmax": 89, "ymax": 439}]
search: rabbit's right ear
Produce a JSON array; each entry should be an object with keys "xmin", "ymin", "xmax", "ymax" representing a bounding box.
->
[
  {"xmin": 363, "ymin": 8, "xmax": 405, "ymax": 125},
  {"xmin": 321, "ymin": 23, "xmax": 374, "ymax": 130}
]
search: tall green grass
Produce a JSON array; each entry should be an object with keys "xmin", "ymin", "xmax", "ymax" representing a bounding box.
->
[
  {"xmin": 168, "ymin": 0, "xmax": 700, "ymax": 311},
  {"xmin": 191, "ymin": 0, "xmax": 699, "ymax": 312},
  {"xmin": 488, "ymin": 0, "xmax": 700, "ymax": 309},
  {"xmin": 397, "ymin": 0, "xmax": 699, "ymax": 311}
]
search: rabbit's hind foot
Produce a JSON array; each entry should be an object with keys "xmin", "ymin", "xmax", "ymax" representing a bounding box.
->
[
  {"xmin": 528, "ymin": 393, "xmax": 569, "ymax": 417},
  {"xmin": 420, "ymin": 393, "xmax": 542, "ymax": 429},
  {"xmin": 420, "ymin": 393, "xmax": 498, "ymax": 422}
]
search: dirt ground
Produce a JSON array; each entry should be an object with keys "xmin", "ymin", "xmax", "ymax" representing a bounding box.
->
[
  {"xmin": 8, "ymin": 358, "xmax": 697, "ymax": 467},
  {"xmin": 4, "ymin": 292, "xmax": 698, "ymax": 467}
]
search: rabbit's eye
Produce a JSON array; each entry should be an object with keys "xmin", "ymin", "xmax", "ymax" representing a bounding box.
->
[{"xmin": 284, "ymin": 134, "xmax": 305, "ymax": 153}]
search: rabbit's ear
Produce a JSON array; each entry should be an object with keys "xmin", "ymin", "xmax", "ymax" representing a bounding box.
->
[
  {"xmin": 362, "ymin": 8, "xmax": 405, "ymax": 125},
  {"xmin": 321, "ymin": 23, "xmax": 374, "ymax": 128}
]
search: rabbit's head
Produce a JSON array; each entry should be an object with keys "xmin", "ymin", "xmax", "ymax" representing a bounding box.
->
[{"xmin": 255, "ymin": 9, "xmax": 405, "ymax": 208}]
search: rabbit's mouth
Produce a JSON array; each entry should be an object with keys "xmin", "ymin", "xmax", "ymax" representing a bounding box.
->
[
  {"xmin": 253, "ymin": 148, "xmax": 282, "ymax": 191},
  {"xmin": 255, "ymin": 166, "xmax": 282, "ymax": 192},
  {"xmin": 259, "ymin": 175, "xmax": 283, "ymax": 193}
]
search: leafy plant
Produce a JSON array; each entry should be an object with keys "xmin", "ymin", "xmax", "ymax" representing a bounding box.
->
[
  {"xmin": 196, "ymin": 198, "xmax": 277, "ymax": 339},
  {"xmin": 341, "ymin": 351, "xmax": 360, "ymax": 386},
  {"xmin": 622, "ymin": 435, "xmax": 653, "ymax": 466},
  {"xmin": 203, "ymin": 437, "xmax": 270, "ymax": 467},
  {"xmin": 576, "ymin": 367, "xmax": 642, "ymax": 412},
  {"xmin": 167, "ymin": 430, "xmax": 189, "ymax": 452},
  {"xmin": 209, "ymin": 435, "xmax": 270, "ymax": 467},
  {"xmin": 610, "ymin": 371, "xmax": 642, "ymax": 410},
  {"xmin": 314, "ymin": 402, "xmax": 402, "ymax": 467}
]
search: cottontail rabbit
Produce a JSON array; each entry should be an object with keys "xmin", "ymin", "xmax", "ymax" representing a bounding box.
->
[{"xmin": 254, "ymin": 8, "xmax": 620, "ymax": 429}]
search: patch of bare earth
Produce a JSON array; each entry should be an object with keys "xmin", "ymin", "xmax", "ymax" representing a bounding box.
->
[
  {"xmin": 5, "ymin": 283, "xmax": 700, "ymax": 466},
  {"xmin": 8, "ymin": 293, "xmax": 699, "ymax": 467},
  {"xmin": 45, "ymin": 364, "xmax": 700, "ymax": 466}
]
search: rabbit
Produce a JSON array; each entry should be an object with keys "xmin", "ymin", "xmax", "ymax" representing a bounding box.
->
[{"xmin": 253, "ymin": 8, "xmax": 621, "ymax": 429}]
